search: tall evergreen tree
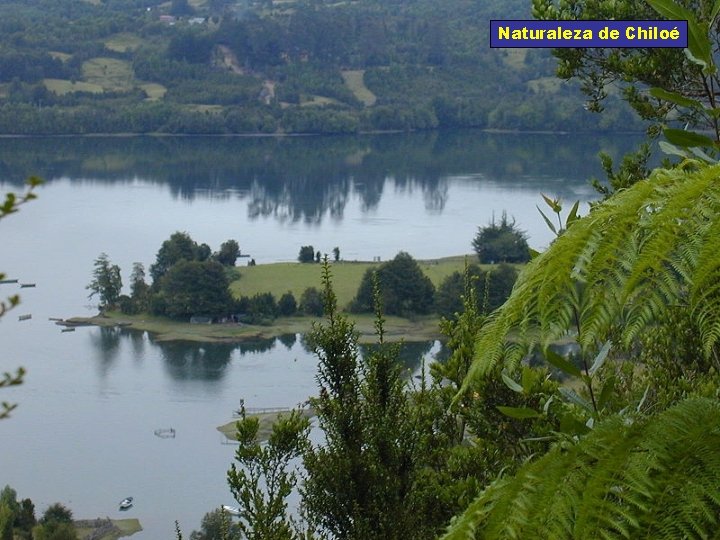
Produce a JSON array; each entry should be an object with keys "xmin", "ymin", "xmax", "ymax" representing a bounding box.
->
[{"xmin": 86, "ymin": 253, "xmax": 122, "ymax": 310}]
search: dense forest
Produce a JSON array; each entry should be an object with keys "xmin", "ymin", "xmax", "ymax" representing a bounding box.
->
[{"xmin": 0, "ymin": 0, "xmax": 644, "ymax": 134}]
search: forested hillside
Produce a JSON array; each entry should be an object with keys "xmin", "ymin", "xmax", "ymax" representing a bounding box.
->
[{"xmin": 0, "ymin": 0, "xmax": 643, "ymax": 134}]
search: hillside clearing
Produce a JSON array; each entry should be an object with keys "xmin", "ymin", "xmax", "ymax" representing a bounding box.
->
[
  {"xmin": 44, "ymin": 78, "xmax": 104, "ymax": 95},
  {"xmin": 104, "ymin": 33, "xmax": 145, "ymax": 53},
  {"xmin": 341, "ymin": 70, "xmax": 377, "ymax": 106},
  {"xmin": 140, "ymin": 82, "xmax": 167, "ymax": 100},
  {"xmin": 82, "ymin": 57, "xmax": 135, "ymax": 92},
  {"xmin": 527, "ymin": 77, "xmax": 563, "ymax": 93},
  {"xmin": 49, "ymin": 51, "xmax": 72, "ymax": 62},
  {"xmin": 301, "ymin": 95, "xmax": 343, "ymax": 107}
]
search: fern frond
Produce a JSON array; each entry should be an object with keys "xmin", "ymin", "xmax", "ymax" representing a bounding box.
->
[
  {"xmin": 441, "ymin": 398, "xmax": 720, "ymax": 540},
  {"xmin": 463, "ymin": 163, "xmax": 720, "ymax": 389}
]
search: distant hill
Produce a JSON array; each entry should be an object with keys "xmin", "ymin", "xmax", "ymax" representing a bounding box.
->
[{"xmin": 0, "ymin": 0, "xmax": 644, "ymax": 135}]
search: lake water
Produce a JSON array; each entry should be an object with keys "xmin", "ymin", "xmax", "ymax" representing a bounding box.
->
[{"xmin": 0, "ymin": 130, "xmax": 644, "ymax": 536}]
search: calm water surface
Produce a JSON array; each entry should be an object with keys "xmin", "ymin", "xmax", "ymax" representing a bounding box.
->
[{"xmin": 0, "ymin": 130, "xmax": 644, "ymax": 536}]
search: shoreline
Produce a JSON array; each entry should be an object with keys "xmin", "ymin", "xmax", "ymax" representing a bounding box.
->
[
  {"xmin": 66, "ymin": 255, "xmax": 481, "ymax": 344},
  {"xmin": 64, "ymin": 312, "xmax": 444, "ymax": 344},
  {"xmin": 0, "ymin": 126, "xmax": 645, "ymax": 140}
]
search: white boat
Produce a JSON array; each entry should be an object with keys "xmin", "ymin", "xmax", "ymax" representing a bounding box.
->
[
  {"xmin": 222, "ymin": 505, "xmax": 240, "ymax": 516},
  {"xmin": 119, "ymin": 497, "xmax": 133, "ymax": 510}
]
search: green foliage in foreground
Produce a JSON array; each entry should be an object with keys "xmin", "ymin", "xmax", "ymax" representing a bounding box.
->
[
  {"xmin": 228, "ymin": 409, "xmax": 309, "ymax": 540},
  {"xmin": 443, "ymin": 397, "xmax": 720, "ymax": 540},
  {"xmin": 0, "ymin": 488, "xmax": 82, "ymax": 540},
  {"xmin": 435, "ymin": 263, "xmax": 517, "ymax": 318},
  {"xmin": 215, "ymin": 261, "xmax": 554, "ymax": 540},
  {"xmin": 532, "ymin": 0, "xmax": 719, "ymax": 143},
  {"xmin": 443, "ymin": 159, "xmax": 720, "ymax": 538},
  {"xmin": 466, "ymin": 162, "xmax": 720, "ymax": 386}
]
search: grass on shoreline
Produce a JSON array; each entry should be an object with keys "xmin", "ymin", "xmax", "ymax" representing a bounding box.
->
[
  {"xmin": 75, "ymin": 518, "xmax": 142, "ymax": 540},
  {"xmin": 217, "ymin": 407, "xmax": 315, "ymax": 443},
  {"xmin": 71, "ymin": 312, "xmax": 444, "ymax": 344}
]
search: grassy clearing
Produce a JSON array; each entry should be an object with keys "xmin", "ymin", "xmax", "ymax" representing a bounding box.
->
[
  {"xmin": 75, "ymin": 518, "xmax": 142, "ymax": 540},
  {"xmin": 232, "ymin": 255, "xmax": 475, "ymax": 309},
  {"xmin": 49, "ymin": 51, "xmax": 72, "ymax": 62},
  {"xmin": 185, "ymin": 104, "xmax": 225, "ymax": 113},
  {"xmin": 104, "ymin": 33, "xmax": 146, "ymax": 53},
  {"xmin": 139, "ymin": 82, "xmax": 167, "ymax": 100},
  {"xmin": 501, "ymin": 48, "xmax": 527, "ymax": 69},
  {"xmin": 44, "ymin": 78, "xmax": 104, "ymax": 95},
  {"xmin": 527, "ymin": 77, "xmax": 563, "ymax": 94},
  {"xmin": 300, "ymin": 95, "xmax": 343, "ymax": 107},
  {"xmin": 82, "ymin": 57, "xmax": 135, "ymax": 92},
  {"xmin": 341, "ymin": 70, "xmax": 377, "ymax": 106}
]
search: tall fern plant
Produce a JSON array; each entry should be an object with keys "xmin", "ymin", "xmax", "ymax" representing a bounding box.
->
[
  {"xmin": 464, "ymin": 161, "xmax": 720, "ymax": 387},
  {"xmin": 444, "ymin": 162, "xmax": 720, "ymax": 538},
  {"xmin": 442, "ymin": 397, "xmax": 720, "ymax": 539}
]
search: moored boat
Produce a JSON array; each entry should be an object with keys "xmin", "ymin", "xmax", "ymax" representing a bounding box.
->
[{"xmin": 222, "ymin": 505, "xmax": 240, "ymax": 516}]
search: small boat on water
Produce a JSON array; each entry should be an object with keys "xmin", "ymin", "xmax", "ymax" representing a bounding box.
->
[
  {"xmin": 222, "ymin": 505, "xmax": 240, "ymax": 516},
  {"xmin": 119, "ymin": 497, "xmax": 133, "ymax": 510},
  {"xmin": 154, "ymin": 427, "xmax": 176, "ymax": 438}
]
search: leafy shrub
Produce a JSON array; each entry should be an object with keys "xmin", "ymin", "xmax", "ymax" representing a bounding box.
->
[
  {"xmin": 300, "ymin": 287, "xmax": 323, "ymax": 316},
  {"xmin": 472, "ymin": 211, "xmax": 530, "ymax": 263},
  {"xmin": 278, "ymin": 292, "xmax": 298, "ymax": 316},
  {"xmin": 351, "ymin": 252, "xmax": 435, "ymax": 316}
]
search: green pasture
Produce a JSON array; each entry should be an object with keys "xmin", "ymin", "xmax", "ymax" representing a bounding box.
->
[
  {"xmin": 231, "ymin": 255, "xmax": 475, "ymax": 309},
  {"xmin": 140, "ymin": 82, "xmax": 167, "ymax": 100},
  {"xmin": 341, "ymin": 70, "xmax": 377, "ymax": 106},
  {"xmin": 527, "ymin": 77, "xmax": 563, "ymax": 93},
  {"xmin": 104, "ymin": 33, "xmax": 146, "ymax": 53},
  {"xmin": 82, "ymin": 57, "xmax": 135, "ymax": 92},
  {"xmin": 43, "ymin": 78, "xmax": 104, "ymax": 95},
  {"xmin": 49, "ymin": 51, "xmax": 72, "ymax": 62},
  {"xmin": 301, "ymin": 95, "xmax": 343, "ymax": 107}
]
